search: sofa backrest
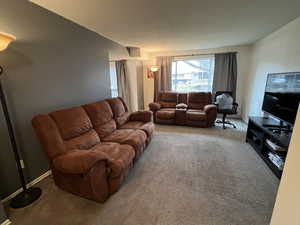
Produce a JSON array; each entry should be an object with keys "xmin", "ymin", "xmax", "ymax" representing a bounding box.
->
[
  {"xmin": 83, "ymin": 100, "xmax": 117, "ymax": 138},
  {"xmin": 106, "ymin": 97, "xmax": 130, "ymax": 127},
  {"xmin": 158, "ymin": 92, "xmax": 178, "ymax": 108},
  {"xmin": 178, "ymin": 93, "xmax": 188, "ymax": 104},
  {"xmin": 32, "ymin": 97, "xmax": 131, "ymax": 160},
  {"xmin": 49, "ymin": 106, "xmax": 101, "ymax": 154},
  {"xmin": 187, "ymin": 92, "xmax": 212, "ymax": 109}
]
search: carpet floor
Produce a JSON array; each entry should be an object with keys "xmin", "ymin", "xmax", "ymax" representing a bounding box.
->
[{"xmin": 7, "ymin": 120, "xmax": 279, "ymax": 225}]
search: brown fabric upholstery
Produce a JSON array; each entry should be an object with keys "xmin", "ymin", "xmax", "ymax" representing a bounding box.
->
[
  {"xmin": 53, "ymin": 149, "xmax": 110, "ymax": 174},
  {"xmin": 130, "ymin": 110, "xmax": 152, "ymax": 123},
  {"xmin": 158, "ymin": 92, "xmax": 178, "ymax": 108},
  {"xmin": 149, "ymin": 92, "xmax": 217, "ymax": 127},
  {"xmin": 204, "ymin": 104, "xmax": 218, "ymax": 127},
  {"xmin": 120, "ymin": 121, "xmax": 154, "ymax": 137},
  {"xmin": 83, "ymin": 100, "xmax": 117, "ymax": 138},
  {"xmin": 187, "ymin": 92, "xmax": 212, "ymax": 109},
  {"xmin": 175, "ymin": 108, "xmax": 187, "ymax": 125},
  {"xmin": 186, "ymin": 110, "xmax": 207, "ymax": 121},
  {"xmin": 91, "ymin": 143, "xmax": 135, "ymax": 178},
  {"xmin": 102, "ymin": 129, "xmax": 147, "ymax": 158},
  {"xmin": 52, "ymin": 161, "xmax": 110, "ymax": 202},
  {"xmin": 149, "ymin": 102, "xmax": 161, "ymax": 111},
  {"xmin": 107, "ymin": 97, "xmax": 130, "ymax": 127},
  {"xmin": 32, "ymin": 114, "xmax": 67, "ymax": 159},
  {"xmin": 156, "ymin": 109, "xmax": 176, "ymax": 120},
  {"xmin": 50, "ymin": 107, "xmax": 93, "ymax": 140},
  {"xmin": 178, "ymin": 93, "xmax": 188, "ymax": 104},
  {"xmin": 32, "ymin": 97, "xmax": 154, "ymax": 203},
  {"xmin": 64, "ymin": 130, "xmax": 100, "ymax": 150}
]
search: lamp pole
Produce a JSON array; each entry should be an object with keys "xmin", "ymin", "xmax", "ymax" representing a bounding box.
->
[{"xmin": 0, "ymin": 66, "xmax": 41, "ymax": 209}]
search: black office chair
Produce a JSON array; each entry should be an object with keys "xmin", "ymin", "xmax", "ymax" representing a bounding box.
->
[{"xmin": 214, "ymin": 91, "xmax": 238, "ymax": 129}]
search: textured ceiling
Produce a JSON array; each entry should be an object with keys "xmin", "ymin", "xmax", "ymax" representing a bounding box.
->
[{"xmin": 30, "ymin": 0, "xmax": 300, "ymax": 52}]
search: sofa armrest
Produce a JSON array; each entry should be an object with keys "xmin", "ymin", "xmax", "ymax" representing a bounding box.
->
[
  {"xmin": 53, "ymin": 150, "xmax": 111, "ymax": 174},
  {"xmin": 32, "ymin": 114, "xmax": 66, "ymax": 159},
  {"xmin": 130, "ymin": 110, "xmax": 153, "ymax": 122},
  {"xmin": 204, "ymin": 104, "xmax": 217, "ymax": 112},
  {"xmin": 149, "ymin": 102, "xmax": 161, "ymax": 111},
  {"xmin": 204, "ymin": 104, "xmax": 217, "ymax": 122}
]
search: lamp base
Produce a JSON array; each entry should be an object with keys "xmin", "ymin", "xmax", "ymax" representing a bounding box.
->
[{"xmin": 10, "ymin": 187, "xmax": 42, "ymax": 209}]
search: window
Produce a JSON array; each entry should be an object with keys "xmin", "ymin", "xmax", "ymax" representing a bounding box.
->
[
  {"xmin": 109, "ymin": 62, "xmax": 118, "ymax": 97},
  {"xmin": 171, "ymin": 56, "xmax": 215, "ymax": 92}
]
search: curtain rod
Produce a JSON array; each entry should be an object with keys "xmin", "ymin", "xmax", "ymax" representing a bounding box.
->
[
  {"xmin": 109, "ymin": 51, "xmax": 238, "ymax": 62},
  {"xmin": 165, "ymin": 51, "xmax": 238, "ymax": 58}
]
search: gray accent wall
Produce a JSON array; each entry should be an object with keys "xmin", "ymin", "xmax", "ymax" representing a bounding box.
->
[{"xmin": 0, "ymin": 0, "xmax": 127, "ymax": 198}]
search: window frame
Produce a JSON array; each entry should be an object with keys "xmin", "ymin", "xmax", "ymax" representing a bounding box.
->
[
  {"xmin": 109, "ymin": 61, "xmax": 118, "ymax": 98},
  {"xmin": 171, "ymin": 55, "xmax": 215, "ymax": 93}
]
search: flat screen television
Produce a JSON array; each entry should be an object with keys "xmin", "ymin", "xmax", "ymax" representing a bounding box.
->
[{"xmin": 262, "ymin": 72, "xmax": 300, "ymax": 125}]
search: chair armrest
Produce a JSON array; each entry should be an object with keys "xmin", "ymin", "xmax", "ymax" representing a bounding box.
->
[
  {"xmin": 130, "ymin": 110, "xmax": 153, "ymax": 122},
  {"xmin": 53, "ymin": 150, "xmax": 111, "ymax": 174},
  {"xmin": 149, "ymin": 102, "xmax": 161, "ymax": 111}
]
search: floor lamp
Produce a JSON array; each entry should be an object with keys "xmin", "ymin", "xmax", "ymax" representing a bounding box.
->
[{"xmin": 0, "ymin": 32, "xmax": 41, "ymax": 208}]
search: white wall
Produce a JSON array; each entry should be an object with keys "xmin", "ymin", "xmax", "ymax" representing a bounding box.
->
[
  {"xmin": 270, "ymin": 108, "xmax": 300, "ymax": 225},
  {"xmin": 243, "ymin": 17, "xmax": 300, "ymax": 121},
  {"xmin": 143, "ymin": 45, "xmax": 252, "ymax": 116},
  {"xmin": 241, "ymin": 16, "xmax": 300, "ymax": 225}
]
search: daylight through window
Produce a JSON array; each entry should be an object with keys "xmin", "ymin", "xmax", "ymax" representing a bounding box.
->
[{"xmin": 171, "ymin": 56, "xmax": 215, "ymax": 92}]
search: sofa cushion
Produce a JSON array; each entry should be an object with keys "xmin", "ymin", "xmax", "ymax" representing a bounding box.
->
[
  {"xmin": 120, "ymin": 121, "xmax": 154, "ymax": 137},
  {"xmin": 50, "ymin": 107, "xmax": 93, "ymax": 140},
  {"xmin": 186, "ymin": 110, "xmax": 207, "ymax": 121},
  {"xmin": 83, "ymin": 100, "xmax": 117, "ymax": 138},
  {"xmin": 156, "ymin": 109, "xmax": 176, "ymax": 120},
  {"xmin": 64, "ymin": 130, "xmax": 100, "ymax": 150},
  {"xmin": 158, "ymin": 92, "xmax": 178, "ymax": 108},
  {"xmin": 188, "ymin": 92, "xmax": 212, "ymax": 109},
  {"xmin": 107, "ymin": 98, "xmax": 130, "ymax": 127},
  {"xmin": 159, "ymin": 101, "xmax": 177, "ymax": 108},
  {"xmin": 159, "ymin": 92, "xmax": 178, "ymax": 102},
  {"xmin": 102, "ymin": 129, "xmax": 147, "ymax": 157},
  {"xmin": 91, "ymin": 143, "xmax": 135, "ymax": 178}
]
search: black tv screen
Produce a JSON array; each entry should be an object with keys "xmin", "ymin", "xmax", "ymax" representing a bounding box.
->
[{"xmin": 262, "ymin": 72, "xmax": 300, "ymax": 125}]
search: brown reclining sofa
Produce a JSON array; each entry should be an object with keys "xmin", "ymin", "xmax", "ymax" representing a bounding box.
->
[
  {"xmin": 149, "ymin": 92, "xmax": 217, "ymax": 127},
  {"xmin": 32, "ymin": 97, "xmax": 154, "ymax": 203}
]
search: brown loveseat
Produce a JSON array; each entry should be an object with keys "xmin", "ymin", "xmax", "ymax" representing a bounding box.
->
[
  {"xmin": 32, "ymin": 97, "xmax": 154, "ymax": 203},
  {"xmin": 149, "ymin": 92, "xmax": 217, "ymax": 127}
]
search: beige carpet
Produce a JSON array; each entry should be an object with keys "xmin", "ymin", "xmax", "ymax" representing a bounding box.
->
[{"xmin": 7, "ymin": 121, "xmax": 279, "ymax": 225}]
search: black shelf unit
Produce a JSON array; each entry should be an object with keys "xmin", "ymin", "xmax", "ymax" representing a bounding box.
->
[{"xmin": 246, "ymin": 116, "xmax": 292, "ymax": 179}]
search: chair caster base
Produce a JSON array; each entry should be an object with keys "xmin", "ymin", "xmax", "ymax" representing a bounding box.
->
[{"xmin": 215, "ymin": 120, "xmax": 236, "ymax": 129}]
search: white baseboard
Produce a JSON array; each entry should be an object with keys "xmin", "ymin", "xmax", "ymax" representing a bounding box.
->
[
  {"xmin": 1, "ymin": 170, "xmax": 51, "ymax": 204},
  {"xmin": 1, "ymin": 219, "xmax": 11, "ymax": 225}
]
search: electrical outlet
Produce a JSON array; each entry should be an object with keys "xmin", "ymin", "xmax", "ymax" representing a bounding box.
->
[{"xmin": 20, "ymin": 160, "xmax": 25, "ymax": 169}]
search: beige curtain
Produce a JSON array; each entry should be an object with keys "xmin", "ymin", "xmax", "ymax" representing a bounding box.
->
[
  {"xmin": 154, "ymin": 56, "xmax": 173, "ymax": 102},
  {"xmin": 212, "ymin": 52, "xmax": 237, "ymax": 100},
  {"xmin": 116, "ymin": 60, "xmax": 131, "ymax": 109}
]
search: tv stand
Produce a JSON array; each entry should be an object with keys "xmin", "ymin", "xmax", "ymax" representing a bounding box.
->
[
  {"xmin": 246, "ymin": 116, "xmax": 292, "ymax": 179},
  {"xmin": 262, "ymin": 117, "xmax": 285, "ymax": 127}
]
